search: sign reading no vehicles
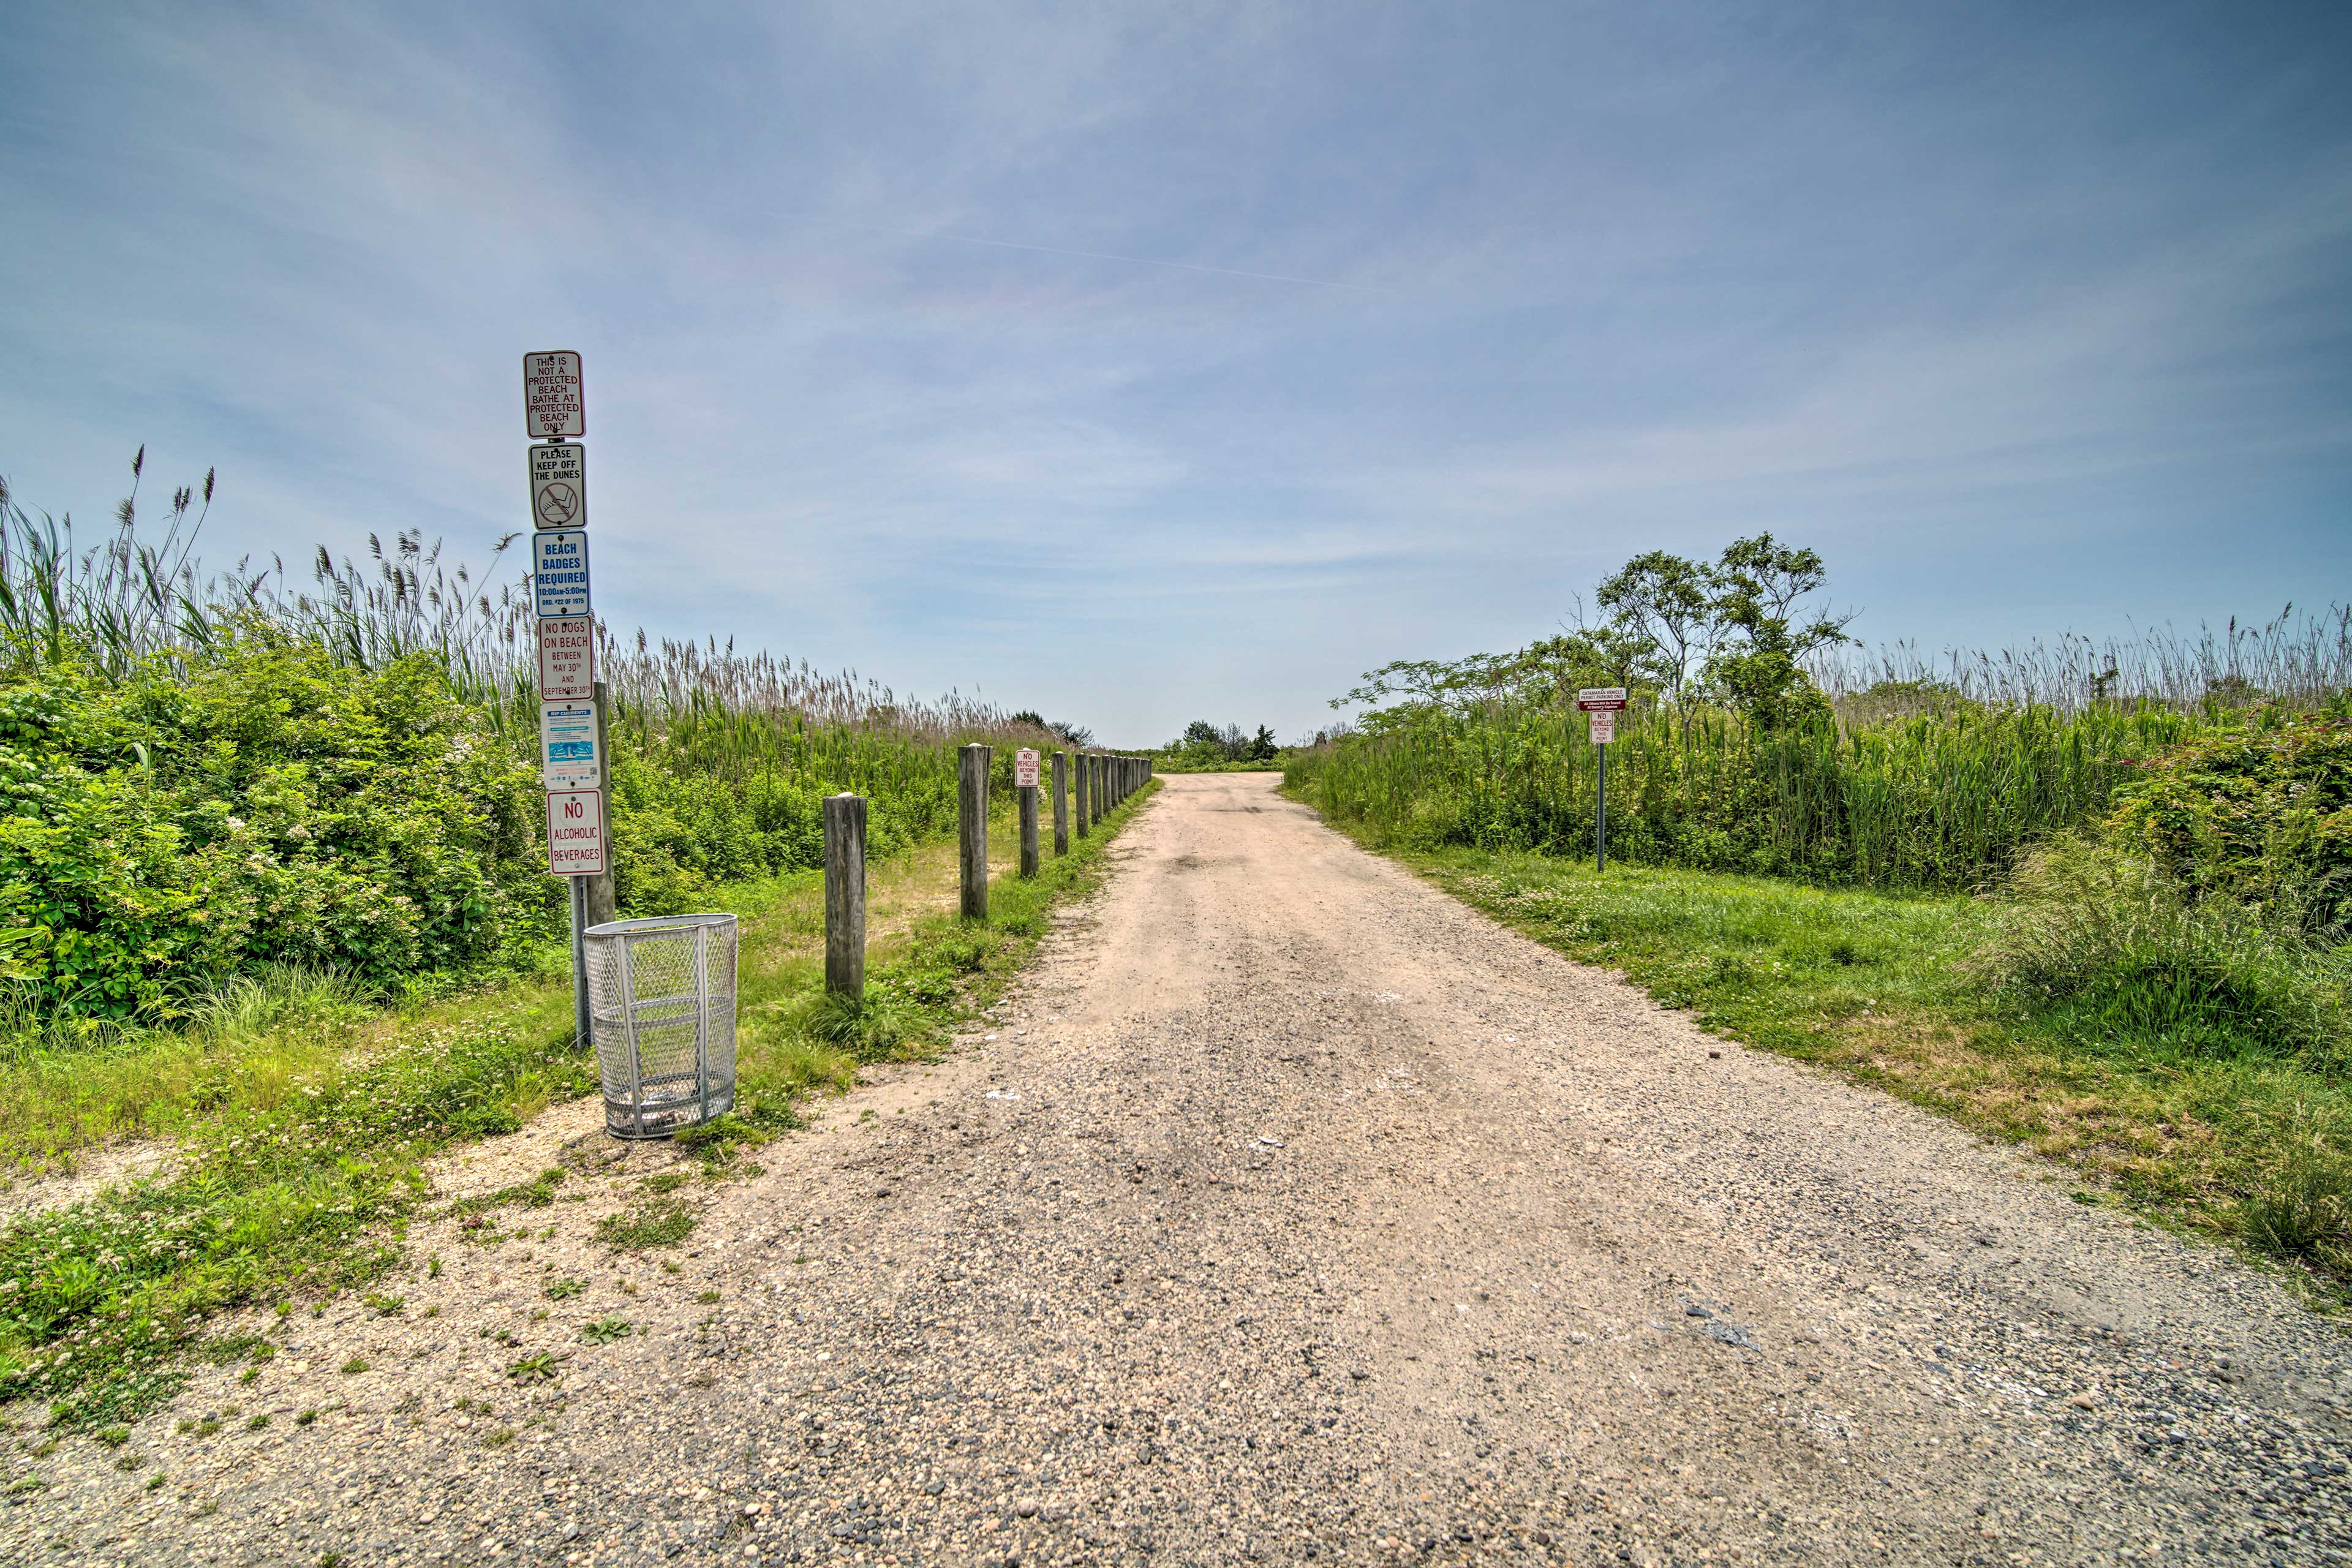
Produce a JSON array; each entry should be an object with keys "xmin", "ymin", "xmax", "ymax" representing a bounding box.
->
[
  {"xmin": 532, "ymin": 529, "xmax": 592, "ymax": 618},
  {"xmin": 1015, "ymin": 748, "xmax": 1041, "ymax": 788},
  {"xmin": 524, "ymin": 351, "xmax": 584, "ymax": 439},
  {"xmin": 527, "ymin": 443, "xmax": 586, "ymax": 529}
]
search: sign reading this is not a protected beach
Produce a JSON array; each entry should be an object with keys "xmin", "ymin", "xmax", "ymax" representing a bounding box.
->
[{"xmin": 523, "ymin": 351, "xmax": 584, "ymax": 439}]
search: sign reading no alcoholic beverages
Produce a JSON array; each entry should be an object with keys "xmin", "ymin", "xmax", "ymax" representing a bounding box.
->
[{"xmin": 545, "ymin": 789, "xmax": 607, "ymax": 876}]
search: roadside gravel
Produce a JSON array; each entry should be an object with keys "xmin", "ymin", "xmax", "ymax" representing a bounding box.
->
[{"xmin": 9, "ymin": 772, "xmax": 2350, "ymax": 1567}]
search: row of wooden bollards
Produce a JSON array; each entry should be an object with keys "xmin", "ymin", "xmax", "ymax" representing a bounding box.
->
[{"xmin": 821, "ymin": 748, "xmax": 1154, "ymax": 1002}]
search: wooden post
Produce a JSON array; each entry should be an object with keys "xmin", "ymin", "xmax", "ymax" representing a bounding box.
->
[
  {"xmin": 584, "ymin": 680, "xmax": 618, "ymax": 930},
  {"xmin": 959, "ymin": 742, "xmax": 989, "ymax": 919},
  {"xmin": 1018, "ymin": 778, "xmax": 1039, "ymax": 878},
  {"xmin": 823, "ymin": 793, "xmax": 866, "ymax": 1000},
  {"xmin": 1052, "ymin": 750, "xmax": 1069, "ymax": 856},
  {"xmin": 1075, "ymin": 747, "xmax": 1091, "ymax": 837}
]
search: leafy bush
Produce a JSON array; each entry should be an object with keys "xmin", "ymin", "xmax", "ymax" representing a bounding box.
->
[
  {"xmin": 0, "ymin": 628, "xmax": 552, "ymax": 1017},
  {"xmin": 1978, "ymin": 834, "xmax": 2351, "ymax": 1068},
  {"xmin": 2106, "ymin": 713, "xmax": 2352, "ymax": 932}
]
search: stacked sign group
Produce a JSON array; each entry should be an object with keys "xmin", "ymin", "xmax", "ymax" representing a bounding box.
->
[{"xmin": 527, "ymin": 351, "xmax": 607, "ymax": 878}]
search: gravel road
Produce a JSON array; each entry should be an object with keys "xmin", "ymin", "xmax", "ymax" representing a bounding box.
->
[{"xmin": 15, "ymin": 772, "xmax": 2351, "ymax": 1567}]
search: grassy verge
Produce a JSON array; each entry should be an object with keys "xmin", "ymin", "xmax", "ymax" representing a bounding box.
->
[
  {"xmin": 1316, "ymin": 823, "xmax": 2352, "ymax": 1307},
  {"xmin": 0, "ymin": 780, "xmax": 1158, "ymax": 1428}
]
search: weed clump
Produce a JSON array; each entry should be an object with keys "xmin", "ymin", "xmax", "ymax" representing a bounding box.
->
[{"xmin": 593, "ymin": 1198, "xmax": 696, "ymax": 1251}]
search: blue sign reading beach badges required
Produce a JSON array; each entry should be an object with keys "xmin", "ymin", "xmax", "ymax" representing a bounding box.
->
[{"xmin": 531, "ymin": 529, "xmax": 591, "ymax": 618}]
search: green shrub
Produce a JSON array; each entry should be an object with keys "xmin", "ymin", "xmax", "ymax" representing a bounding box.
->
[
  {"xmin": 1979, "ymin": 835, "xmax": 2351, "ymax": 1067},
  {"xmin": 2237, "ymin": 1102, "xmax": 2352, "ymax": 1268},
  {"xmin": 0, "ymin": 630, "xmax": 552, "ymax": 1018},
  {"xmin": 2106, "ymin": 713, "xmax": 2352, "ymax": 932}
]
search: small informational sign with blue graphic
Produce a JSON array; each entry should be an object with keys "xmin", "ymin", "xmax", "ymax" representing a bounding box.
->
[
  {"xmin": 532, "ymin": 529, "xmax": 591, "ymax": 618},
  {"xmin": 539, "ymin": 700, "xmax": 602, "ymax": 791}
]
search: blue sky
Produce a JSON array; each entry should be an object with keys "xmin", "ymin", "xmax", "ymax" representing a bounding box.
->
[{"xmin": 5, "ymin": 1, "xmax": 2348, "ymax": 745}]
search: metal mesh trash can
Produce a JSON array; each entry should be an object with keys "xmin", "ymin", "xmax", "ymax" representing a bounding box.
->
[{"xmin": 584, "ymin": 914, "xmax": 737, "ymax": 1139}]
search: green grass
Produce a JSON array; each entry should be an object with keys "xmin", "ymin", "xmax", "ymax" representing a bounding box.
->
[
  {"xmin": 1363, "ymin": 833, "xmax": 2352, "ymax": 1300},
  {"xmin": 0, "ymin": 775, "xmax": 1160, "ymax": 1429}
]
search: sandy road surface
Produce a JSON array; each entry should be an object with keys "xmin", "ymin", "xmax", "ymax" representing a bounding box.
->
[{"xmin": 17, "ymin": 772, "xmax": 2352, "ymax": 1567}]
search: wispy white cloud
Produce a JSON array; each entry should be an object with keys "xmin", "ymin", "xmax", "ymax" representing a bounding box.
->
[{"xmin": 3, "ymin": 0, "xmax": 2348, "ymax": 740}]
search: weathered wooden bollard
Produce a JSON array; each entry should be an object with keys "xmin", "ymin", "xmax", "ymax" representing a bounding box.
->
[
  {"xmin": 1075, "ymin": 747, "xmax": 1091, "ymax": 838},
  {"xmin": 1052, "ymin": 750, "xmax": 1069, "ymax": 856},
  {"xmin": 959, "ymin": 742, "xmax": 989, "ymax": 919},
  {"xmin": 1016, "ymin": 747, "xmax": 1040, "ymax": 879},
  {"xmin": 823, "ymin": 792, "xmax": 865, "ymax": 1001}
]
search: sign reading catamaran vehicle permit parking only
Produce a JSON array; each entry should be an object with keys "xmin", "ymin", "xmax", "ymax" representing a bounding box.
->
[
  {"xmin": 546, "ymin": 789, "xmax": 607, "ymax": 876},
  {"xmin": 532, "ymin": 530, "xmax": 592, "ymax": 618},
  {"xmin": 1015, "ymin": 748, "xmax": 1041, "ymax": 788},
  {"xmin": 528, "ymin": 443, "xmax": 586, "ymax": 529},
  {"xmin": 524, "ymin": 352, "xmax": 584, "ymax": 439},
  {"xmin": 1577, "ymin": 687, "xmax": 1627, "ymax": 712}
]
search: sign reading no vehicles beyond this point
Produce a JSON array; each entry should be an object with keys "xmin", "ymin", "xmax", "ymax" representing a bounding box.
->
[
  {"xmin": 546, "ymin": 789, "xmax": 607, "ymax": 876},
  {"xmin": 1588, "ymin": 709, "xmax": 1616, "ymax": 745},
  {"xmin": 1015, "ymin": 748, "xmax": 1041, "ymax": 788},
  {"xmin": 528, "ymin": 442, "xmax": 586, "ymax": 529},
  {"xmin": 524, "ymin": 351, "xmax": 584, "ymax": 439},
  {"xmin": 532, "ymin": 530, "xmax": 592, "ymax": 619}
]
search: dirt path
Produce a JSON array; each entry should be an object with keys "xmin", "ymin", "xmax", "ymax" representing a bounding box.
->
[{"xmin": 18, "ymin": 773, "xmax": 2352, "ymax": 1567}]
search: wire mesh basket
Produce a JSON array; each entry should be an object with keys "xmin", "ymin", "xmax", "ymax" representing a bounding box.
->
[{"xmin": 584, "ymin": 914, "xmax": 737, "ymax": 1139}]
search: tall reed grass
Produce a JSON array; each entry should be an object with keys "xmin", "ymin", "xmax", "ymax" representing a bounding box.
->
[
  {"xmin": 0, "ymin": 458, "xmax": 1063, "ymax": 818},
  {"xmin": 1289, "ymin": 611, "xmax": 2351, "ymax": 892}
]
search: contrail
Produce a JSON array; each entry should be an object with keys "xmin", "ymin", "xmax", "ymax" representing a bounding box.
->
[{"xmin": 886, "ymin": 227, "xmax": 1384, "ymax": 293}]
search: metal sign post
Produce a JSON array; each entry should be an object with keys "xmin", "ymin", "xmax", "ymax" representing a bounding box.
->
[
  {"xmin": 527, "ymin": 350, "xmax": 600, "ymax": 1047},
  {"xmin": 1577, "ymin": 688, "xmax": 1627, "ymax": 873}
]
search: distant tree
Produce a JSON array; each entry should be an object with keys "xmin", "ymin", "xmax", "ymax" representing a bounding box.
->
[
  {"xmin": 1009, "ymin": 709, "xmax": 1048, "ymax": 729},
  {"xmin": 1596, "ymin": 551, "xmax": 1714, "ymax": 709},
  {"xmin": 1703, "ymin": 533, "xmax": 1856, "ymax": 728},
  {"xmin": 1248, "ymin": 725, "xmax": 1278, "ymax": 761},
  {"xmin": 1047, "ymin": 719, "xmax": 1094, "ymax": 748}
]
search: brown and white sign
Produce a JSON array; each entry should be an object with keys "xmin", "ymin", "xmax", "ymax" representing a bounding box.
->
[
  {"xmin": 1014, "ymin": 748, "xmax": 1041, "ymax": 788},
  {"xmin": 1576, "ymin": 687, "xmax": 1628, "ymax": 712},
  {"xmin": 545, "ymin": 789, "xmax": 607, "ymax": 876},
  {"xmin": 527, "ymin": 442, "xmax": 586, "ymax": 529},
  {"xmin": 524, "ymin": 350, "xmax": 584, "ymax": 439},
  {"xmin": 537, "ymin": 616, "xmax": 595, "ymax": 701},
  {"xmin": 1588, "ymin": 709, "xmax": 1616, "ymax": 744}
]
